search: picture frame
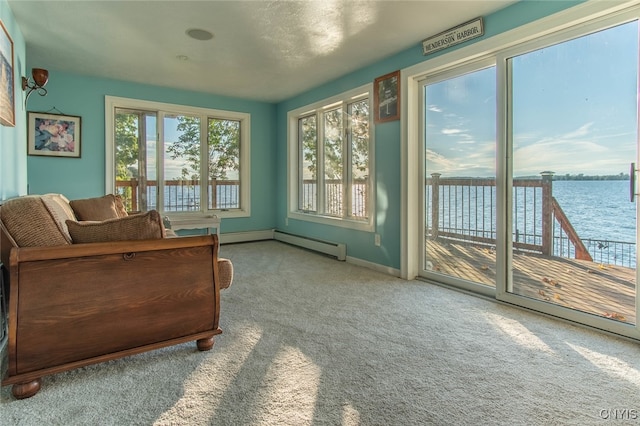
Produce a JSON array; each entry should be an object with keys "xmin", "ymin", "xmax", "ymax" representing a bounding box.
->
[
  {"xmin": 374, "ymin": 70, "xmax": 400, "ymax": 123},
  {"xmin": 27, "ymin": 112, "xmax": 82, "ymax": 158},
  {"xmin": 0, "ymin": 19, "xmax": 15, "ymax": 127}
]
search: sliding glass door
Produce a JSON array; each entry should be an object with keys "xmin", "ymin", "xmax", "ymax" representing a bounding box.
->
[
  {"xmin": 422, "ymin": 61, "xmax": 497, "ymax": 295},
  {"xmin": 503, "ymin": 20, "xmax": 638, "ymax": 329},
  {"xmin": 419, "ymin": 13, "xmax": 640, "ymax": 337}
]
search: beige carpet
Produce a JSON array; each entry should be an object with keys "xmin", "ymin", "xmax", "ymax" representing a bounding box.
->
[{"xmin": 2, "ymin": 240, "xmax": 640, "ymax": 425}]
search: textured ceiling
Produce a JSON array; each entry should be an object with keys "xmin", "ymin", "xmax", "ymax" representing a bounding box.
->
[{"xmin": 8, "ymin": 0, "xmax": 517, "ymax": 102}]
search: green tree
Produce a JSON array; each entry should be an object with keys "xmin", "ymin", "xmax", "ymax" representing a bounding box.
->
[
  {"xmin": 350, "ymin": 100, "xmax": 369, "ymax": 177},
  {"xmin": 165, "ymin": 116, "xmax": 240, "ymax": 181},
  {"xmin": 115, "ymin": 112, "xmax": 139, "ymax": 180},
  {"xmin": 323, "ymin": 108, "xmax": 343, "ymax": 180},
  {"xmin": 300, "ymin": 102, "xmax": 369, "ymax": 181}
]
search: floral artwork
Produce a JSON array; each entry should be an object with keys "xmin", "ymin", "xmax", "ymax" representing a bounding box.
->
[{"xmin": 28, "ymin": 112, "xmax": 81, "ymax": 157}]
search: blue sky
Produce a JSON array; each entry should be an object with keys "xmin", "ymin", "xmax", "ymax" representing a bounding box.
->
[{"xmin": 425, "ymin": 20, "xmax": 638, "ymax": 178}]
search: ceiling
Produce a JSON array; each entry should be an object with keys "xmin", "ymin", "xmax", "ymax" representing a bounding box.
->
[{"xmin": 8, "ymin": 0, "xmax": 517, "ymax": 103}]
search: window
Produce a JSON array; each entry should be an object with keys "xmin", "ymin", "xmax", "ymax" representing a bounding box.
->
[
  {"xmin": 105, "ymin": 97, "xmax": 250, "ymax": 219},
  {"xmin": 289, "ymin": 85, "xmax": 373, "ymax": 230}
]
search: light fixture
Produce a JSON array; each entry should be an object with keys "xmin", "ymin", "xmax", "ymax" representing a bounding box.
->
[
  {"xmin": 186, "ymin": 28, "xmax": 213, "ymax": 41},
  {"xmin": 22, "ymin": 68, "xmax": 49, "ymax": 105}
]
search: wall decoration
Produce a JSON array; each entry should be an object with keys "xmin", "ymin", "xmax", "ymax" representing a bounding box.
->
[
  {"xmin": 422, "ymin": 17, "xmax": 484, "ymax": 56},
  {"xmin": 374, "ymin": 70, "xmax": 400, "ymax": 123},
  {"xmin": 27, "ymin": 112, "xmax": 81, "ymax": 157},
  {"xmin": 0, "ymin": 19, "xmax": 15, "ymax": 127}
]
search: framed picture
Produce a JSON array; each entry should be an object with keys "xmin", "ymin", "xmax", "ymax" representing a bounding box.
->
[
  {"xmin": 27, "ymin": 112, "xmax": 81, "ymax": 158},
  {"xmin": 374, "ymin": 70, "xmax": 400, "ymax": 123},
  {"xmin": 0, "ymin": 19, "xmax": 15, "ymax": 127}
]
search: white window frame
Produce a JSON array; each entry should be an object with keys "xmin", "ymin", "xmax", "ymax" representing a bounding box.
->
[
  {"xmin": 287, "ymin": 84, "xmax": 375, "ymax": 231},
  {"xmin": 105, "ymin": 96, "xmax": 251, "ymax": 221}
]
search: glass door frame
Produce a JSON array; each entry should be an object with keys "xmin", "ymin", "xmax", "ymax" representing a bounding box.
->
[
  {"xmin": 411, "ymin": 5, "xmax": 640, "ymax": 341},
  {"xmin": 496, "ymin": 12, "xmax": 640, "ymax": 340},
  {"xmin": 419, "ymin": 57, "xmax": 498, "ymax": 299}
]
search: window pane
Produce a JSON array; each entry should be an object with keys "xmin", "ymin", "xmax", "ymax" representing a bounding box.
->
[
  {"xmin": 509, "ymin": 22, "xmax": 638, "ymax": 323},
  {"xmin": 424, "ymin": 66, "xmax": 497, "ymax": 287},
  {"xmin": 164, "ymin": 115, "xmax": 201, "ymax": 212},
  {"xmin": 324, "ymin": 108, "xmax": 343, "ymax": 216},
  {"xmin": 208, "ymin": 118, "xmax": 240, "ymax": 209},
  {"xmin": 114, "ymin": 108, "xmax": 156, "ymax": 212},
  {"xmin": 349, "ymin": 99, "xmax": 369, "ymax": 220},
  {"xmin": 299, "ymin": 115, "xmax": 317, "ymax": 212}
]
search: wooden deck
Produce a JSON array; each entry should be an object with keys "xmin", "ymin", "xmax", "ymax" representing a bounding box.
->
[{"xmin": 426, "ymin": 239, "xmax": 636, "ymax": 324}]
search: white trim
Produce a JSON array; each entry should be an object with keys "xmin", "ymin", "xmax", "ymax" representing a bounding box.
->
[
  {"xmin": 104, "ymin": 95, "xmax": 251, "ymax": 219},
  {"xmin": 347, "ymin": 255, "xmax": 401, "ymax": 278},
  {"xmin": 401, "ymin": 68, "xmax": 418, "ymax": 280}
]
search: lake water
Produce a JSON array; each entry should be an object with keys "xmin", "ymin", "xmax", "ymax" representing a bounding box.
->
[
  {"xmin": 552, "ymin": 180, "xmax": 635, "ymax": 243},
  {"xmin": 427, "ymin": 178, "xmax": 637, "ymax": 267}
]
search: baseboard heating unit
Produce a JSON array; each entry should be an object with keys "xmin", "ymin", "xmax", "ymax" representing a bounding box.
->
[{"xmin": 273, "ymin": 231, "xmax": 346, "ymax": 261}]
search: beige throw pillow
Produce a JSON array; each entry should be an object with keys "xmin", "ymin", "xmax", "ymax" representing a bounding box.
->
[
  {"xmin": 66, "ymin": 210, "xmax": 165, "ymax": 243},
  {"xmin": 70, "ymin": 194, "xmax": 125, "ymax": 221}
]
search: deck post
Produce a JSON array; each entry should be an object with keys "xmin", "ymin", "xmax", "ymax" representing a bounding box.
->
[
  {"xmin": 130, "ymin": 178, "xmax": 138, "ymax": 212},
  {"xmin": 431, "ymin": 173, "xmax": 441, "ymax": 239},
  {"xmin": 211, "ymin": 179, "xmax": 217, "ymax": 209},
  {"xmin": 541, "ymin": 171, "xmax": 554, "ymax": 256}
]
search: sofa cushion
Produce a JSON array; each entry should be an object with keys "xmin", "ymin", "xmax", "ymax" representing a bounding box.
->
[
  {"xmin": 1, "ymin": 195, "xmax": 72, "ymax": 247},
  {"xmin": 40, "ymin": 193, "xmax": 77, "ymax": 243},
  {"xmin": 114, "ymin": 195, "xmax": 129, "ymax": 217},
  {"xmin": 70, "ymin": 194, "xmax": 127, "ymax": 221},
  {"xmin": 66, "ymin": 210, "xmax": 165, "ymax": 243}
]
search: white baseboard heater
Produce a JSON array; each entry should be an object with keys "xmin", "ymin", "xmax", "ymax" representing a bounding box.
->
[{"xmin": 273, "ymin": 231, "xmax": 346, "ymax": 261}]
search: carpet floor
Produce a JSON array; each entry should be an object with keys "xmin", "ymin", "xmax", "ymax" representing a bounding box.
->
[{"xmin": 2, "ymin": 240, "xmax": 640, "ymax": 425}]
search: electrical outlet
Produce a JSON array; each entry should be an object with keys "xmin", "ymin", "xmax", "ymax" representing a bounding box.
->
[{"xmin": 374, "ymin": 234, "xmax": 381, "ymax": 246}]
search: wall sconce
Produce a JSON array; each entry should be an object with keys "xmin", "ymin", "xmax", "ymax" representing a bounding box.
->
[{"xmin": 22, "ymin": 68, "xmax": 49, "ymax": 105}]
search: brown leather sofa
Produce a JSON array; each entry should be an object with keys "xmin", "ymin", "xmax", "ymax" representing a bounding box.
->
[{"xmin": 0, "ymin": 194, "xmax": 233, "ymax": 399}]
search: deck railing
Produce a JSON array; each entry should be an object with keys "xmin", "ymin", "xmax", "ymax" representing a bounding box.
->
[
  {"xmin": 115, "ymin": 179, "xmax": 240, "ymax": 212},
  {"xmin": 117, "ymin": 178, "xmax": 368, "ymax": 218},
  {"xmin": 116, "ymin": 175, "xmax": 635, "ymax": 267},
  {"xmin": 426, "ymin": 172, "xmax": 635, "ymax": 267},
  {"xmin": 300, "ymin": 179, "xmax": 368, "ymax": 219}
]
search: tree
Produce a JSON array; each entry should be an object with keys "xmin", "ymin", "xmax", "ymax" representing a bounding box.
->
[
  {"xmin": 350, "ymin": 100, "xmax": 369, "ymax": 177},
  {"xmin": 115, "ymin": 112, "xmax": 139, "ymax": 180},
  {"xmin": 165, "ymin": 116, "xmax": 240, "ymax": 181}
]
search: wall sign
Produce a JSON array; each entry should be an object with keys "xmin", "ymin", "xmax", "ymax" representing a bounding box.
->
[{"xmin": 422, "ymin": 17, "xmax": 484, "ymax": 56}]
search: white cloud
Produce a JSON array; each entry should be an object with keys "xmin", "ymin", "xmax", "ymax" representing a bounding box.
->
[
  {"xmin": 513, "ymin": 122, "xmax": 630, "ymax": 175},
  {"xmin": 442, "ymin": 128, "xmax": 463, "ymax": 135}
]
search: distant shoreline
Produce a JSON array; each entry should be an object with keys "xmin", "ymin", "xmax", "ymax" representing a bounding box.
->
[{"xmin": 552, "ymin": 174, "xmax": 628, "ymax": 181}]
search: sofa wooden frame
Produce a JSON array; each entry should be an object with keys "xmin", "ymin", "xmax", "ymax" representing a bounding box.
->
[{"xmin": 1, "ymin": 223, "xmax": 223, "ymax": 399}]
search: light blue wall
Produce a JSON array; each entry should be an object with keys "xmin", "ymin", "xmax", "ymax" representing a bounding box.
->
[
  {"xmin": 274, "ymin": 0, "xmax": 585, "ymax": 269},
  {"xmin": 11, "ymin": 0, "xmax": 585, "ymax": 268},
  {"xmin": 0, "ymin": 0, "xmax": 27, "ymax": 200},
  {"xmin": 25, "ymin": 73, "xmax": 277, "ymax": 233}
]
